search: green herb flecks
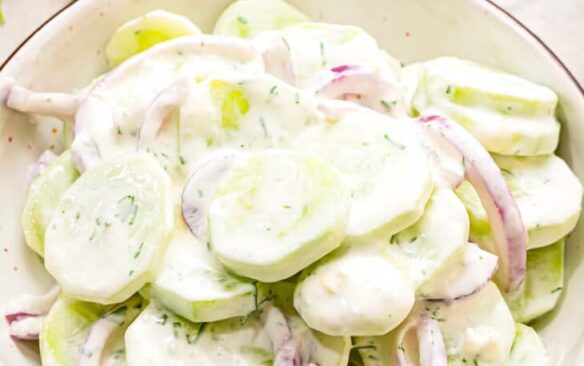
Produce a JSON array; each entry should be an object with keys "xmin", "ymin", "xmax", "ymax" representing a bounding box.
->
[
  {"xmin": 267, "ymin": 85, "xmax": 279, "ymax": 103},
  {"xmin": 259, "ymin": 117, "xmax": 268, "ymax": 138},
  {"xmin": 550, "ymin": 286, "xmax": 563, "ymax": 294},
  {"xmin": 157, "ymin": 313, "xmax": 168, "ymax": 326},
  {"xmin": 133, "ymin": 242, "xmax": 144, "ymax": 259},
  {"xmin": 384, "ymin": 134, "xmax": 406, "ymax": 150},
  {"xmin": 500, "ymin": 168, "xmax": 513, "ymax": 176},
  {"xmin": 186, "ymin": 323, "xmax": 207, "ymax": 344},
  {"xmin": 380, "ymin": 99, "xmax": 397, "ymax": 112},
  {"xmin": 281, "ymin": 36, "xmax": 290, "ymax": 51},
  {"xmin": 352, "ymin": 345, "xmax": 377, "ymax": 351}
]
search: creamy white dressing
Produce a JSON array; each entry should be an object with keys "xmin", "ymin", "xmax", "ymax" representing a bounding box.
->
[{"xmin": 142, "ymin": 71, "xmax": 323, "ymax": 181}]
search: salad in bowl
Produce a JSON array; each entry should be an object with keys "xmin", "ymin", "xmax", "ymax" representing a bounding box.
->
[{"xmin": 1, "ymin": 0, "xmax": 582, "ymax": 365}]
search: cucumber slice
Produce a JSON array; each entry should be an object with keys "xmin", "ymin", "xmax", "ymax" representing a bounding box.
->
[
  {"xmin": 40, "ymin": 295, "xmax": 144, "ymax": 366},
  {"xmin": 105, "ymin": 10, "xmax": 202, "ymax": 67},
  {"xmin": 294, "ymin": 241, "xmax": 415, "ymax": 336},
  {"xmin": 504, "ymin": 324, "xmax": 551, "ymax": 366},
  {"xmin": 506, "ymin": 239, "xmax": 564, "ymax": 323},
  {"xmin": 208, "ymin": 150, "xmax": 350, "ymax": 282},
  {"xmin": 125, "ymin": 298, "xmax": 349, "ymax": 366},
  {"xmin": 456, "ymin": 154, "xmax": 582, "ymax": 250},
  {"xmin": 73, "ymin": 36, "xmax": 262, "ymax": 171},
  {"xmin": 150, "ymin": 227, "xmax": 257, "ymax": 322},
  {"xmin": 424, "ymin": 282, "xmax": 516, "ymax": 366},
  {"xmin": 21, "ymin": 150, "xmax": 79, "ymax": 256},
  {"xmin": 389, "ymin": 188, "xmax": 469, "ymax": 287},
  {"xmin": 254, "ymin": 22, "xmax": 393, "ymax": 88},
  {"xmin": 213, "ymin": 0, "xmax": 309, "ymax": 38},
  {"xmin": 296, "ymin": 101, "xmax": 433, "ymax": 237},
  {"xmin": 493, "ymin": 154, "xmax": 582, "ymax": 249},
  {"xmin": 417, "ymin": 243, "xmax": 498, "ymax": 301},
  {"xmin": 44, "ymin": 154, "xmax": 174, "ymax": 304},
  {"xmin": 410, "ymin": 57, "xmax": 560, "ymax": 156},
  {"xmin": 138, "ymin": 72, "xmax": 322, "ymax": 179}
]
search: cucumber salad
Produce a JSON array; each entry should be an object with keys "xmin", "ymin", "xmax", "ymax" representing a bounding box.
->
[{"xmin": 3, "ymin": 1, "xmax": 582, "ymax": 365}]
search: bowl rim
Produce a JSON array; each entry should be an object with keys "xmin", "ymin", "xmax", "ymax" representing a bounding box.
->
[{"xmin": 0, "ymin": 0, "xmax": 583, "ymax": 102}]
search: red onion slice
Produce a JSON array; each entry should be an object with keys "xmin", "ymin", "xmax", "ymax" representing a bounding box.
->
[
  {"xmin": 417, "ymin": 115, "xmax": 527, "ymax": 293},
  {"xmin": 4, "ymin": 286, "xmax": 60, "ymax": 324},
  {"xmin": 7, "ymin": 315, "xmax": 45, "ymax": 340},
  {"xmin": 77, "ymin": 307, "xmax": 127, "ymax": 366},
  {"xmin": 71, "ymin": 96, "xmax": 116, "ymax": 172},
  {"xmin": 137, "ymin": 77, "xmax": 191, "ymax": 149},
  {"xmin": 416, "ymin": 315, "xmax": 447, "ymax": 366},
  {"xmin": 182, "ymin": 151, "xmax": 242, "ymax": 242},
  {"xmin": 6, "ymin": 86, "xmax": 80, "ymax": 118},
  {"xmin": 91, "ymin": 35, "xmax": 259, "ymax": 101},
  {"xmin": 418, "ymin": 243, "xmax": 499, "ymax": 301},
  {"xmin": 394, "ymin": 312, "xmax": 448, "ymax": 366},
  {"xmin": 4, "ymin": 286, "xmax": 60, "ymax": 340},
  {"xmin": 262, "ymin": 37, "xmax": 296, "ymax": 86},
  {"xmin": 416, "ymin": 126, "xmax": 465, "ymax": 189},
  {"xmin": 313, "ymin": 65, "xmax": 404, "ymax": 117},
  {"xmin": 263, "ymin": 304, "xmax": 303, "ymax": 366}
]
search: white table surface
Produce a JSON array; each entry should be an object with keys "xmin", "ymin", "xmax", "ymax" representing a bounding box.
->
[{"xmin": 0, "ymin": 0, "xmax": 583, "ymax": 85}]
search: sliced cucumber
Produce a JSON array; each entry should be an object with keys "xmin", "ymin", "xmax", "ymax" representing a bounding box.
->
[
  {"xmin": 493, "ymin": 154, "xmax": 582, "ymax": 249},
  {"xmin": 150, "ymin": 226, "xmax": 257, "ymax": 322},
  {"xmin": 44, "ymin": 154, "xmax": 174, "ymax": 304},
  {"xmin": 504, "ymin": 323, "xmax": 551, "ymax": 366},
  {"xmin": 506, "ymin": 239, "xmax": 564, "ymax": 323},
  {"xmin": 389, "ymin": 188, "xmax": 469, "ymax": 287},
  {"xmin": 409, "ymin": 57, "xmax": 560, "ymax": 156},
  {"xmin": 295, "ymin": 101, "xmax": 433, "ymax": 237},
  {"xmin": 294, "ymin": 241, "xmax": 415, "ymax": 336},
  {"xmin": 417, "ymin": 243, "xmax": 498, "ymax": 301},
  {"xmin": 125, "ymin": 298, "xmax": 349, "ymax": 366},
  {"xmin": 213, "ymin": 0, "xmax": 309, "ymax": 38},
  {"xmin": 138, "ymin": 72, "xmax": 322, "ymax": 179},
  {"xmin": 208, "ymin": 150, "xmax": 350, "ymax": 282},
  {"xmin": 40, "ymin": 295, "xmax": 144, "ymax": 366},
  {"xmin": 254, "ymin": 22, "xmax": 393, "ymax": 88},
  {"xmin": 456, "ymin": 154, "xmax": 582, "ymax": 250},
  {"xmin": 424, "ymin": 282, "xmax": 516, "ymax": 366},
  {"xmin": 106, "ymin": 10, "xmax": 202, "ymax": 67},
  {"xmin": 21, "ymin": 150, "xmax": 79, "ymax": 256}
]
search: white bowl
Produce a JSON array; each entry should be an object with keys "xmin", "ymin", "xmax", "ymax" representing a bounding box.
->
[{"xmin": 1, "ymin": 0, "xmax": 583, "ymax": 364}]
